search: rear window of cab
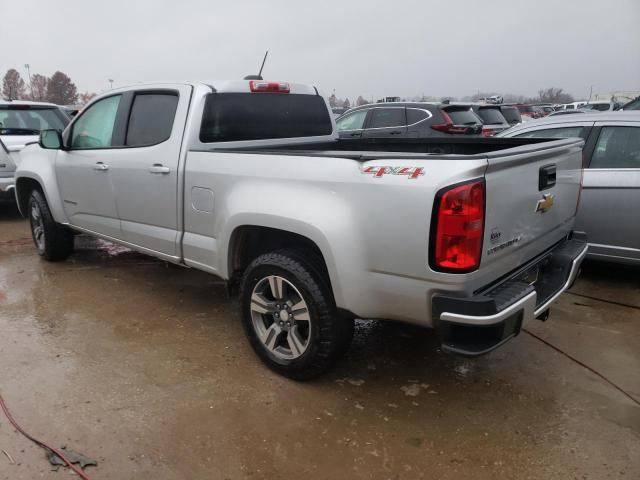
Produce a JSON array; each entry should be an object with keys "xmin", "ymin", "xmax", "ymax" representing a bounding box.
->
[{"xmin": 199, "ymin": 93, "xmax": 332, "ymax": 142}]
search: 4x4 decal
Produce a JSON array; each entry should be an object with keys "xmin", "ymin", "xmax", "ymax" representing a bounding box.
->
[{"xmin": 361, "ymin": 166, "xmax": 425, "ymax": 179}]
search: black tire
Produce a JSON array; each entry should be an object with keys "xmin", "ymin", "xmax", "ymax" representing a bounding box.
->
[
  {"xmin": 28, "ymin": 189, "xmax": 74, "ymax": 261},
  {"xmin": 240, "ymin": 249, "xmax": 354, "ymax": 380}
]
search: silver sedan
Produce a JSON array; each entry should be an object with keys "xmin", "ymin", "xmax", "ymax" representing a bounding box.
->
[{"xmin": 498, "ymin": 112, "xmax": 640, "ymax": 265}]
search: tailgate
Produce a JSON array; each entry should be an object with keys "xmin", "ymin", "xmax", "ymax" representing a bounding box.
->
[{"xmin": 481, "ymin": 138, "xmax": 583, "ymax": 273}]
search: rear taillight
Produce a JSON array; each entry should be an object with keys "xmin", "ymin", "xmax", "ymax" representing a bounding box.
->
[
  {"xmin": 431, "ymin": 111, "xmax": 469, "ymax": 134},
  {"xmin": 249, "ymin": 81, "xmax": 290, "ymax": 93},
  {"xmin": 431, "ymin": 180, "xmax": 485, "ymax": 272},
  {"xmin": 481, "ymin": 127, "xmax": 495, "ymax": 137}
]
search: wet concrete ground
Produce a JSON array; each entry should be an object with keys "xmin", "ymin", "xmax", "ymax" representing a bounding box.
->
[{"xmin": 0, "ymin": 203, "xmax": 638, "ymax": 479}]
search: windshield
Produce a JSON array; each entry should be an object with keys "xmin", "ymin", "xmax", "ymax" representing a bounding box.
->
[
  {"xmin": 622, "ymin": 98, "xmax": 640, "ymax": 110},
  {"xmin": 0, "ymin": 106, "xmax": 69, "ymax": 135},
  {"xmin": 500, "ymin": 107, "xmax": 521, "ymax": 123},
  {"xmin": 582, "ymin": 103, "xmax": 610, "ymax": 111},
  {"xmin": 445, "ymin": 108, "xmax": 481, "ymax": 125},
  {"xmin": 477, "ymin": 108, "xmax": 508, "ymax": 124},
  {"xmin": 516, "ymin": 105, "xmax": 534, "ymax": 113},
  {"xmin": 200, "ymin": 93, "xmax": 333, "ymax": 142}
]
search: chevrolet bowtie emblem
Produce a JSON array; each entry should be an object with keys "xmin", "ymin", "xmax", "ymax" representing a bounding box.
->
[{"xmin": 535, "ymin": 193, "xmax": 555, "ymax": 213}]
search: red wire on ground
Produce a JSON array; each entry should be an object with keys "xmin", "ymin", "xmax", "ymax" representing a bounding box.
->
[{"xmin": 0, "ymin": 393, "xmax": 93, "ymax": 480}]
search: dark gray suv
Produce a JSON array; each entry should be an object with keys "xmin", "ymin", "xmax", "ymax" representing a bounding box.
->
[{"xmin": 335, "ymin": 103, "xmax": 482, "ymax": 139}]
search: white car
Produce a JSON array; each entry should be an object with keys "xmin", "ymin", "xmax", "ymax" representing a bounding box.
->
[
  {"xmin": 580, "ymin": 101, "xmax": 622, "ymax": 112},
  {"xmin": 0, "ymin": 100, "xmax": 70, "ymax": 200},
  {"xmin": 0, "ymin": 139, "xmax": 14, "ymax": 197},
  {"xmin": 562, "ymin": 102, "xmax": 587, "ymax": 110}
]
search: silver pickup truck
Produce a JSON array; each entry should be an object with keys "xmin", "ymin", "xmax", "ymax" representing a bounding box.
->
[{"xmin": 14, "ymin": 80, "xmax": 588, "ymax": 379}]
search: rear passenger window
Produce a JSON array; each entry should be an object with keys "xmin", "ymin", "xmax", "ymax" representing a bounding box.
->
[
  {"xmin": 590, "ymin": 126, "xmax": 640, "ymax": 169},
  {"xmin": 367, "ymin": 108, "xmax": 405, "ymax": 129},
  {"xmin": 126, "ymin": 93, "xmax": 178, "ymax": 147},
  {"xmin": 407, "ymin": 108, "xmax": 430, "ymax": 124},
  {"xmin": 515, "ymin": 127, "xmax": 584, "ymax": 139}
]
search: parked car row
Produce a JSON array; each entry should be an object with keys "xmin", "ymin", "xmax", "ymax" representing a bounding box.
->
[
  {"xmin": 335, "ymin": 102, "xmax": 519, "ymax": 139},
  {"xmin": 336, "ymin": 102, "xmax": 482, "ymax": 139}
]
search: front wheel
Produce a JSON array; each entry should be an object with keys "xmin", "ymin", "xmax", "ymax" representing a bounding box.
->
[
  {"xmin": 28, "ymin": 189, "xmax": 74, "ymax": 261},
  {"xmin": 240, "ymin": 250, "xmax": 353, "ymax": 380}
]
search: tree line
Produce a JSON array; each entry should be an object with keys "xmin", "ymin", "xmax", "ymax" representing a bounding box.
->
[
  {"xmin": 329, "ymin": 94, "xmax": 370, "ymax": 109},
  {"xmin": 2, "ymin": 68, "xmax": 96, "ymax": 105},
  {"xmin": 330, "ymin": 87, "xmax": 576, "ymax": 109}
]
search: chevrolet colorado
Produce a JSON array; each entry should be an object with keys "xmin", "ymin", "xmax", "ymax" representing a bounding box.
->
[{"xmin": 14, "ymin": 80, "xmax": 587, "ymax": 379}]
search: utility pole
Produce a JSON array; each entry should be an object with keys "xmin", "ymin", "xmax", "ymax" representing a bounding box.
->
[
  {"xmin": 24, "ymin": 64, "xmax": 32, "ymax": 99},
  {"xmin": 108, "ymin": 78, "xmax": 114, "ymax": 89}
]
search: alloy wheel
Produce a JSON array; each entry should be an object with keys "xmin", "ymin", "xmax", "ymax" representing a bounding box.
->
[{"xmin": 250, "ymin": 275, "xmax": 311, "ymax": 360}]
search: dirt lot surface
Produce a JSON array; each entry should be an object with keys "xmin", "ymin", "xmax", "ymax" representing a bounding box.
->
[{"xmin": 1, "ymin": 205, "xmax": 639, "ymax": 479}]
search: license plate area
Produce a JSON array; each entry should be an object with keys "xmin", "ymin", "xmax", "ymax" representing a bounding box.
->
[{"xmin": 516, "ymin": 263, "xmax": 540, "ymax": 285}]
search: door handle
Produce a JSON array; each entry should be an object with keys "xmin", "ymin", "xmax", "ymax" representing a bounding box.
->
[
  {"xmin": 149, "ymin": 164, "xmax": 170, "ymax": 174},
  {"xmin": 389, "ymin": 130, "xmax": 402, "ymax": 135},
  {"xmin": 93, "ymin": 162, "xmax": 109, "ymax": 171}
]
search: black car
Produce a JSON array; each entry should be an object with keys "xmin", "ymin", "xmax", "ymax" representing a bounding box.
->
[
  {"xmin": 468, "ymin": 104, "xmax": 510, "ymax": 135},
  {"xmin": 335, "ymin": 102, "xmax": 482, "ymax": 139}
]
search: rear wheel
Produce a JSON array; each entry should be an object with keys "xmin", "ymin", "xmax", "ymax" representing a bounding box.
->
[
  {"xmin": 28, "ymin": 189, "xmax": 74, "ymax": 261},
  {"xmin": 240, "ymin": 250, "xmax": 353, "ymax": 380}
]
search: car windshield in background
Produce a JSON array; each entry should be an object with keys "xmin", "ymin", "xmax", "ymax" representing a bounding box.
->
[
  {"xmin": 0, "ymin": 106, "xmax": 69, "ymax": 135},
  {"xmin": 445, "ymin": 108, "xmax": 480, "ymax": 125},
  {"xmin": 517, "ymin": 105, "xmax": 534, "ymax": 113},
  {"xmin": 200, "ymin": 93, "xmax": 332, "ymax": 142},
  {"xmin": 501, "ymin": 107, "xmax": 521, "ymax": 123},
  {"xmin": 582, "ymin": 103, "xmax": 610, "ymax": 111},
  {"xmin": 621, "ymin": 98, "xmax": 640, "ymax": 110},
  {"xmin": 478, "ymin": 108, "xmax": 507, "ymax": 124}
]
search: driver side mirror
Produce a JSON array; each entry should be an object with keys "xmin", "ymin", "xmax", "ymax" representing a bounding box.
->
[{"xmin": 39, "ymin": 129, "xmax": 64, "ymax": 150}]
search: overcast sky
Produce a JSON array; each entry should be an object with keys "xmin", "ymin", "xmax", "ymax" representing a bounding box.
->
[{"xmin": 1, "ymin": 0, "xmax": 639, "ymax": 101}]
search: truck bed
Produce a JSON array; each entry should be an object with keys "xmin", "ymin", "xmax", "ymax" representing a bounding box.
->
[{"xmin": 200, "ymin": 137, "xmax": 559, "ymax": 159}]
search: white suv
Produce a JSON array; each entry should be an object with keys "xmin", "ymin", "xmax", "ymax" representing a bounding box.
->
[{"xmin": 0, "ymin": 101, "xmax": 70, "ymax": 200}]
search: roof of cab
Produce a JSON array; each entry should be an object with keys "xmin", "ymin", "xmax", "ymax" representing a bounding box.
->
[{"xmin": 100, "ymin": 80, "xmax": 320, "ymax": 96}]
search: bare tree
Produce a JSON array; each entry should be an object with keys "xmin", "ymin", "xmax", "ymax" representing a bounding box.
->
[
  {"xmin": 30, "ymin": 74, "xmax": 48, "ymax": 101},
  {"xmin": 78, "ymin": 91, "xmax": 97, "ymax": 105},
  {"xmin": 46, "ymin": 71, "xmax": 78, "ymax": 105},
  {"xmin": 536, "ymin": 87, "xmax": 574, "ymax": 104},
  {"xmin": 2, "ymin": 69, "xmax": 27, "ymax": 100},
  {"xmin": 356, "ymin": 95, "xmax": 369, "ymax": 106}
]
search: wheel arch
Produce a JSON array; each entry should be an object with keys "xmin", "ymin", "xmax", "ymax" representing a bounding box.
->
[
  {"xmin": 15, "ymin": 176, "xmax": 42, "ymax": 216},
  {"xmin": 15, "ymin": 172, "xmax": 68, "ymax": 222},
  {"xmin": 225, "ymin": 222, "xmax": 343, "ymax": 306}
]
